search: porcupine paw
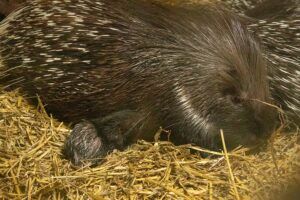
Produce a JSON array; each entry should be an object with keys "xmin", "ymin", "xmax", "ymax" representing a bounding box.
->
[
  {"xmin": 63, "ymin": 120, "xmax": 112, "ymax": 166},
  {"xmin": 63, "ymin": 110, "xmax": 143, "ymax": 166}
]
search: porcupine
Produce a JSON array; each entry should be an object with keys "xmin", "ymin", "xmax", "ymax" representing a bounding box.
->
[
  {"xmin": 0, "ymin": 0, "xmax": 278, "ymax": 165},
  {"xmin": 1, "ymin": 1, "xmax": 298, "ymax": 126}
]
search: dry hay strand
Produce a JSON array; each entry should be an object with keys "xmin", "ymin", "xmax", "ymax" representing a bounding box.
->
[{"xmin": 0, "ymin": 90, "xmax": 299, "ymax": 200}]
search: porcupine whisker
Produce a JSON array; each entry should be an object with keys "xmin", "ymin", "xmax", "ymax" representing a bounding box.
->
[{"xmin": 250, "ymin": 99, "xmax": 284, "ymax": 114}]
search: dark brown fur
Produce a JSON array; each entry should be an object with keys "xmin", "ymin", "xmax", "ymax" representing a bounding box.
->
[{"xmin": 0, "ymin": 0, "xmax": 25, "ymax": 17}]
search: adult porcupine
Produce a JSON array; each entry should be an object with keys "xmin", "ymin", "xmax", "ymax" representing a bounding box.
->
[
  {"xmin": 0, "ymin": 0, "xmax": 278, "ymax": 165},
  {"xmin": 3, "ymin": 2, "xmax": 298, "ymax": 120}
]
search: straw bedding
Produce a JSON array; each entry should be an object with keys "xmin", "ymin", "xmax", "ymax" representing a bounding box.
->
[
  {"xmin": 0, "ymin": 1, "xmax": 299, "ymax": 199},
  {"xmin": 0, "ymin": 90, "xmax": 299, "ymax": 199}
]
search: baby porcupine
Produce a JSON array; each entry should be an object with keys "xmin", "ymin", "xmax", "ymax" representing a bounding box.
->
[{"xmin": 0, "ymin": 0, "xmax": 278, "ymax": 165}]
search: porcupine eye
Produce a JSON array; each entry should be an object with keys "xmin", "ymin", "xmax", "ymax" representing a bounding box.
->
[
  {"xmin": 218, "ymin": 68, "xmax": 244, "ymax": 105},
  {"xmin": 222, "ymin": 87, "xmax": 242, "ymax": 105}
]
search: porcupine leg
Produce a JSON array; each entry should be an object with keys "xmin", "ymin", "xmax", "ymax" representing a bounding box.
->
[{"xmin": 63, "ymin": 110, "xmax": 145, "ymax": 166}]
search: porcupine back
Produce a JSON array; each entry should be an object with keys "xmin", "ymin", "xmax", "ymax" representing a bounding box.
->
[{"xmin": 246, "ymin": 0, "xmax": 300, "ymax": 125}]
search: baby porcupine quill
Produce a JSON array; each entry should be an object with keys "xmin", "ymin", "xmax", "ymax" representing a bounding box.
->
[{"xmin": 0, "ymin": 0, "xmax": 278, "ymax": 165}]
